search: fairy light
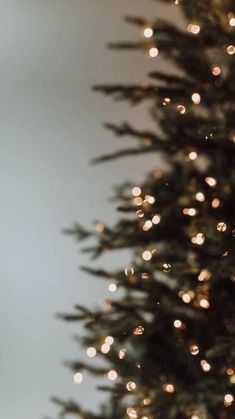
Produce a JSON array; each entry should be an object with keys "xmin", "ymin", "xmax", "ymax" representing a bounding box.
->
[
  {"xmin": 190, "ymin": 344, "xmax": 200, "ymax": 355},
  {"xmin": 198, "ymin": 269, "xmax": 211, "ymax": 282},
  {"xmin": 230, "ymin": 375, "xmax": 235, "ymax": 384},
  {"xmin": 133, "ymin": 197, "xmax": 143, "ymax": 206},
  {"xmin": 86, "ymin": 347, "xmax": 97, "ymax": 359},
  {"xmin": 101, "ymin": 343, "xmax": 111, "ymax": 354},
  {"xmin": 162, "ymin": 263, "xmax": 172, "ymax": 272},
  {"xmin": 73, "ymin": 372, "xmax": 83, "ymax": 384},
  {"xmin": 174, "ymin": 319, "xmax": 183, "ymax": 329},
  {"xmin": 143, "ymin": 220, "xmax": 153, "ymax": 231},
  {"xmin": 127, "ymin": 407, "xmax": 137, "ymax": 419},
  {"xmin": 144, "ymin": 27, "xmax": 153, "ymax": 38},
  {"xmin": 125, "ymin": 268, "xmax": 135, "ymax": 276},
  {"xmin": 133, "ymin": 325, "xmax": 145, "ymax": 336},
  {"xmin": 142, "ymin": 250, "xmax": 152, "ymax": 261},
  {"xmin": 108, "ymin": 283, "xmax": 117, "ymax": 293},
  {"xmin": 132, "ymin": 186, "xmax": 141, "ymax": 197},
  {"xmin": 105, "ymin": 336, "xmax": 114, "ymax": 345},
  {"xmin": 191, "ymin": 416, "xmax": 200, "ymax": 419},
  {"xmin": 182, "ymin": 292, "xmax": 192, "ymax": 304},
  {"xmin": 183, "ymin": 208, "xmax": 197, "ymax": 216},
  {"xmin": 145, "ymin": 195, "xmax": 155, "ymax": 204},
  {"xmin": 201, "ymin": 360, "xmax": 211, "ymax": 372},
  {"xmin": 163, "ymin": 384, "xmax": 175, "ymax": 393},
  {"xmin": 227, "ymin": 368, "xmax": 234, "ymax": 376},
  {"xmin": 152, "ymin": 214, "xmax": 161, "ymax": 224},
  {"xmin": 229, "ymin": 17, "xmax": 235, "ymax": 27},
  {"xmin": 191, "ymin": 233, "xmax": 205, "ymax": 245},
  {"xmin": 224, "ymin": 394, "xmax": 234, "ymax": 407},
  {"xmin": 205, "ymin": 176, "xmax": 217, "ymax": 187},
  {"xmin": 126, "ymin": 381, "xmax": 136, "ymax": 391},
  {"xmin": 191, "ymin": 93, "xmax": 201, "ymax": 105},
  {"xmin": 149, "ymin": 47, "xmax": 159, "ymax": 57},
  {"xmin": 196, "ymin": 192, "xmax": 205, "ymax": 202},
  {"xmin": 107, "ymin": 370, "xmax": 118, "ymax": 381},
  {"xmin": 119, "ymin": 348, "xmax": 127, "ymax": 359},
  {"xmin": 177, "ymin": 104, "xmax": 186, "ymax": 114},
  {"xmin": 212, "ymin": 66, "xmax": 221, "ymax": 76},
  {"xmin": 143, "ymin": 398, "xmax": 152, "ymax": 406},
  {"xmin": 187, "ymin": 24, "xmax": 201, "ymax": 34},
  {"xmin": 212, "ymin": 198, "xmax": 220, "ymax": 208},
  {"xmin": 189, "ymin": 151, "xmax": 198, "ymax": 160},
  {"xmin": 163, "ymin": 97, "xmax": 171, "ymax": 106},
  {"xmin": 200, "ymin": 298, "xmax": 210, "ymax": 309},
  {"xmin": 136, "ymin": 209, "xmax": 144, "ymax": 218},
  {"xmin": 217, "ymin": 222, "xmax": 227, "ymax": 232},
  {"xmin": 227, "ymin": 45, "xmax": 235, "ymax": 55}
]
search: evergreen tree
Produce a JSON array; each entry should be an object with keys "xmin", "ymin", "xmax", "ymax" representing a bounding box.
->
[{"xmin": 53, "ymin": 1, "xmax": 235, "ymax": 418}]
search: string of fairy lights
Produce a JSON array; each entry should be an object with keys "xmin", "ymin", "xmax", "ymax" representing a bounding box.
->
[{"xmin": 72, "ymin": 3, "xmax": 235, "ymax": 418}]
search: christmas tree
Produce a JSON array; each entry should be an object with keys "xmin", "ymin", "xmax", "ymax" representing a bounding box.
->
[{"xmin": 53, "ymin": 1, "xmax": 235, "ymax": 418}]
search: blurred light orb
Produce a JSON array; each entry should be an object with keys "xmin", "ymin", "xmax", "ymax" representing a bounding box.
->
[
  {"xmin": 107, "ymin": 370, "xmax": 118, "ymax": 381},
  {"xmin": 144, "ymin": 27, "xmax": 153, "ymax": 38},
  {"xmin": 87, "ymin": 347, "xmax": 97, "ymax": 358},
  {"xmin": 149, "ymin": 47, "xmax": 159, "ymax": 57},
  {"xmin": 73, "ymin": 372, "xmax": 83, "ymax": 384}
]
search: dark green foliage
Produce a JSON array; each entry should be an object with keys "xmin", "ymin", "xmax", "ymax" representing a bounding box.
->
[{"xmin": 52, "ymin": 0, "xmax": 235, "ymax": 418}]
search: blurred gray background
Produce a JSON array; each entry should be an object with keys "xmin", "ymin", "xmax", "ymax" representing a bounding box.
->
[{"xmin": 0, "ymin": 1, "xmax": 181, "ymax": 418}]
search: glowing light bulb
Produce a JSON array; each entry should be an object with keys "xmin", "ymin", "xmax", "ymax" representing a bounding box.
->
[
  {"xmin": 187, "ymin": 24, "xmax": 201, "ymax": 34},
  {"xmin": 174, "ymin": 319, "xmax": 182, "ymax": 329},
  {"xmin": 101, "ymin": 343, "xmax": 111, "ymax": 354},
  {"xmin": 189, "ymin": 151, "xmax": 198, "ymax": 160},
  {"xmin": 144, "ymin": 27, "xmax": 153, "ymax": 38},
  {"xmin": 126, "ymin": 407, "xmax": 137, "ymax": 418},
  {"xmin": 143, "ymin": 220, "xmax": 153, "ymax": 231},
  {"xmin": 132, "ymin": 186, "xmax": 142, "ymax": 197},
  {"xmin": 163, "ymin": 383, "xmax": 175, "ymax": 393},
  {"xmin": 217, "ymin": 222, "xmax": 227, "ymax": 232},
  {"xmin": 86, "ymin": 347, "xmax": 97, "ymax": 358},
  {"xmin": 191, "ymin": 93, "xmax": 201, "ymax": 105},
  {"xmin": 133, "ymin": 325, "xmax": 145, "ymax": 336},
  {"xmin": 190, "ymin": 344, "xmax": 200, "ymax": 355},
  {"xmin": 205, "ymin": 176, "xmax": 217, "ymax": 187},
  {"xmin": 105, "ymin": 336, "xmax": 114, "ymax": 345},
  {"xmin": 212, "ymin": 66, "xmax": 221, "ymax": 76},
  {"xmin": 149, "ymin": 47, "xmax": 159, "ymax": 57},
  {"xmin": 224, "ymin": 394, "xmax": 234, "ymax": 406},
  {"xmin": 227, "ymin": 45, "xmax": 235, "ymax": 55},
  {"xmin": 201, "ymin": 360, "xmax": 211, "ymax": 372},
  {"xmin": 107, "ymin": 370, "xmax": 117, "ymax": 381},
  {"xmin": 108, "ymin": 283, "xmax": 117, "ymax": 292},
  {"xmin": 125, "ymin": 268, "xmax": 135, "ymax": 276},
  {"xmin": 177, "ymin": 104, "xmax": 186, "ymax": 114},
  {"xmin": 229, "ymin": 17, "xmax": 235, "ymax": 27},
  {"xmin": 152, "ymin": 214, "xmax": 161, "ymax": 224},
  {"xmin": 195, "ymin": 192, "xmax": 205, "ymax": 202},
  {"xmin": 142, "ymin": 250, "xmax": 152, "ymax": 261},
  {"xmin": 162, "ymin": 263, "xmax": 172, "ymax": 272},
  {"xmin": 182, "ymin": 293, "xmax": 192, "ymax": 304},
  {"xmin": 200, "ymin": 299, "xmax": 210, "ymax": 309},
  {"xmin": 198, "ymin": 269, "xmax": 211, "ymax": 282},
  {"xmin": 126, "ymin": 381, "xmax": 136, "ymax": 391},
  {"xmin": 145, "ymin": 195, "xmax": 155, "ymax": 204},
  {"xmin": 119, "ymin": 348, "xmax": 127, "ymax": 359},
  {"xmin": 73, "ymin": 372, "xmax": 83, "ymax": 384}
]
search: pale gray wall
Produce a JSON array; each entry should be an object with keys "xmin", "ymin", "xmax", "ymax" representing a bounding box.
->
[{"xmin": 0, "ymin": 1, "xmax": 180, "ymax": 418}]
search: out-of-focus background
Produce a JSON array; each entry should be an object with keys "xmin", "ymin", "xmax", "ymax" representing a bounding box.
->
[{"xmin": 0, "ymin": 1, "xmax": 181, "ymax": 418}]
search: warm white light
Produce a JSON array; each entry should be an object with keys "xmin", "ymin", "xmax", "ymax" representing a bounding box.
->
[
  {"xmin": 174, "ymin": 319, "xmax": 182, "ymax": 329},
  {"xmin": 107, "ymin": 370, "xmax": 118, "ymax": 381},
  {"xmin": 182, "ymin": 293, "xmax": 191, "ymax": 304},
  {"xmin": 198, "ymin": 269, "xmax": 211, "ymax": 282},
  {"xmin": 145, "ymin": 195, "xmax": 155, "ymax": 204},
  {"xmin": 144, "ymin": 27, "xmax": 153, "ymax": 38},
  {"xmin": 126, "ymin": 407, "xmax": 137, "ymax": 418},
  {"xmin": 105, "ymin": 336, "xmax": 114, "ymax": 345},
  {"xmin": 201, "ymin": 360, "xmax": 211, "ymax": 372},
  {"xmin": 126, "ymin": 381, "xmax": 136, "ymax": 391},
  {"xmin": 195, "ymin": 192, "xmax": 205, "ymax": 202},
  {"xmin": 87, "ymin": 347, "xmax": 97, "ymax": 358},
  {"xmin": 205, "ymin": 177, "xmax": 217, "ymax": 187},
  {"xmin": 119, "ymin": 348, "xmax": 127, "ymax": 359},
  {"xmin": 191, "ymin": 93, "xmax": 201, "ymax": 105},
  {"xmin": 73, "ymin": 372, "xmax": 83, "ymax": 384},
  {"xmin": 217, "ymin": 222, "xmax": 227, "ymax": 232},
  {"xmin": 191, "ymin": 233, "xmax": 205, "ymax": 245},
  {"xmin": 152, "ymin": 214, "xmax": 161, "ymax": 224},
  {"xmin": 125, "ymin": 267, "xmax": 135, "ymax": 276},
  {"xmin": 132, "ymin": 186, "xmax": 142, "ymax": 197},
  {"xmin": 224, "ymin": 394, "xmax": 234, "ymax": 404},
  {"xmin": 133, "ymin": 325, "xmax": 145, "ymax": 336},
  {"xmin": 212, "ymin": 198, "xmax": 220, "ymax": 208},
  {"xmin": 149, "ymin": 47, "xmax": 159, "ymax": 57},
  {"xmin": 142, "ymin": 250, "xmax": 152, "ymax": 261},
  {"xmin": 108, "ymin": 283, "xmax": 117, "ymax": 292},
  {"xmin": 229, "ymin": 17, "xmax": 235, "ymax": 27},
  {"xmin": 200, "ymin": 299, "xmax": 210, "ymax": 309},
  {"xmin": 227, "ymin": 45, "xmax": 235, "ymax": 55},
  {"xmin": 212, "ymin": 66, "xmax": 221, "ymax": 76},
  {"xmin": 187, "ymin": 24, "xmax": 201, "ymax": 34},
  {"xmin": 163, "ymin": 383, "xmax": 175, "ymax": 393},
  {"xmin": 177, "ymin": 104, "xmax": 186, "ymax": 114},
  {"xmin": 101, "ymin": 343, "xmax": 111, "ymax": 354},
  {"xmin": 189, "ymin": 151, "xmax": 198, "ymax": 160},
  {"xmin": 143, "ymin": 220, "xmax": 153, "ymax": 231},
  {"xmin": 190, "ymin": 344, "xmax": 200, "ymax": 355}
]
